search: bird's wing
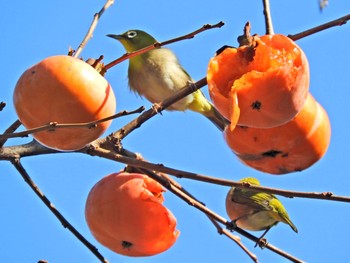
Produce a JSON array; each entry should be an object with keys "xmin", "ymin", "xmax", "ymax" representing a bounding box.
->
[
  {"xmin": 232, "ymin": 188, "xmax": 275, "ymax": 212},
  {"xmin": 269, "ymin": 198, "xmax": 298, "ymax": 232}
]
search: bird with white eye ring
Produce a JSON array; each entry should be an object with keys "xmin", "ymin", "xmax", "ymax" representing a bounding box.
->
[{"xmin": 107, "ymin": 29, "xmax": 229, "ymax": 131}]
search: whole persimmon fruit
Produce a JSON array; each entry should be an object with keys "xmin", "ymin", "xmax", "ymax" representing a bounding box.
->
[
  {"xmin": 207, "ymin": 34, "xmax": 309, "ymax": 129},
  {"xmin": 224, "ymin": 93, "xmax": 331, "ymax": 174},
  {"xmin": 13, "ymin": 55, "xmax": 116, "ymax": 151},
  {"xmin": 85, "ymin": 172, "xmax": 180, "ymax": 257}
]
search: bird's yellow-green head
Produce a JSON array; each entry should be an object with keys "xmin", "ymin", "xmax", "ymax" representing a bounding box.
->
[{"xmin": 107, "ymin": 30, "xmax": 157, "ymax": 52}]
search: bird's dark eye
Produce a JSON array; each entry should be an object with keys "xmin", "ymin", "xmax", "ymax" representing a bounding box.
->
[{"xmin": 127, "ymin": 31, "xmax": 137, "ymax": 39}]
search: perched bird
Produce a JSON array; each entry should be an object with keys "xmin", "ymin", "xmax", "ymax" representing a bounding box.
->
[
  {"xmin": 225, "ymin": 177, "xmax": 298, "ymax": 238},
  {"xmin": 107, "ymin": 29, "xmax": 229, "ymax": 131}
]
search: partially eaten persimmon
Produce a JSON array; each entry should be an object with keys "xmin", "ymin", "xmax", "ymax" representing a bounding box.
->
[
  {"xmin": 207, "ymin": 34, "xmax": 309, "ymax": 129},
  {"xmin": 85, "ymin": 172, "xmax": 180, "ymax": 257},
  {"xmin": 13, "ymin": 55, "xmax": 116, "ymax": 151},
  {"xmin": 224, "ymin": 93, "xmax": 331, "ymax": 174}
]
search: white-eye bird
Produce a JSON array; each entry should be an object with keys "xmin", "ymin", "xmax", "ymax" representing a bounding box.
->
[
  {"xmin": 225, "ymin": 177, "xmax": 298, "ymax": 238},
  {"xmin": 107, "ymin": 29, "xmax": 229, "ymax": 131}
]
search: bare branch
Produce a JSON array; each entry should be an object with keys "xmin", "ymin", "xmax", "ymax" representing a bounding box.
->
[
  {"xmin": 104, "ymin": 22, "xmax": 224, "ymax": 71},
  {"xmin": 0, "ymin": 119, "xmax": 21, "ymax": 147},
  {"xmin": 208, "ymin": 217, "xmax": 258, "ymax": 263},
  {"xmin": 0, "ymin": 101, "xmax": 6, "ymax": 111},
  {"xmin": 10, "ymin": 158, "xmax": 109, "ymax": 263},
  {"xmin": 87, "ymin": 148, "xmax": 350, "ymax": 204},
  {"xmin": 107, "ymin": 78, "xmax": 207, "ymax": 143},
  {"xmin": 73, "ymin": 0, "xmax": 115, "ymax": 58},
  {"xmin": 262, "ymin": 0, "xmax": 274, "ymax": 34},
  {"xmin": 289, "ymin": 13, "xmax": 350, "ymax": 41},
  {"xmin": 0, "ymin": 107, "xmax": 144, "ymax": 140}
]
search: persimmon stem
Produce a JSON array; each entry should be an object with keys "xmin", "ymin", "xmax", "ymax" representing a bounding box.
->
[
  {"xmin": 262, "ymin": 0, "xmax": 275, "ymax": 35},
  {"xmin": 0, "ymin": 107, "xmax": 144, "ymax": 140},
  {"xmin": 73, "ymin": 0, "xmax": 115, "ymax": 58},
  {"xmin": 104, "ymin": 22, "xmax": 224, "ymax": 71},
  {"xmin": 10, "ymin": 158, "xmax": 109, "ymax": 263},
  {"xmin": 289, "ymin": 13, "xmax": 350, "ymax": 41}
]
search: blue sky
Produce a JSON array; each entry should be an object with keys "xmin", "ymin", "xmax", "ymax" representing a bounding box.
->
[{"xmin": 1, "ymin": 1, "xmax": 350, "ymax": 262}]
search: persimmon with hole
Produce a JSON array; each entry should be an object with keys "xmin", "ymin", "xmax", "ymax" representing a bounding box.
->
[
  {"xmin": 207, "ymin": 34, "xmax": 310, "ymax": 129},
  {"xmin": 13, "ymin": 55, "xmax": 116, "ymax": 151},
  {"xmin": 224, "ymin": 93, "xmax": 331, "ymax": 174},
  {"xmin": 85, "ymin": 172, "xmax": 180, "ymax": 257}
]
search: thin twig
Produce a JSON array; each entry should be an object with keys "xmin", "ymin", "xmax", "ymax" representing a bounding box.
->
[
  {"xmin": 0, "ymin": 107, "xmax": 144, "ymax": 140},
  {"xmin": 0, "ymin": 119, "xmax": 21, "ymax": 147},
  {"xmin": 208, "ymin": 217, "xmax": 259, "ymax": 263},
  {"xmin": 73, "ymin": 0, "xmax": 115, "ymax": 58},
  {"xmin": 104, "ymin": 22, "xmax": 224, "ymax": 71},
  {"xmin": 0, "ymin": 101, "xmax": 5, "ymax": 111},
  {"xmin": 262, "ymin": 0, "xmax": 274, "ymax": 34},
  {"xmin": 86, "ymin": 148, "xmax": 350, "ymax": 204},
  {"xmin": 10, "ymin": 158, "xmax": 109, "ymax": 263},
  {"xmin": 289, "ymin": 13, "xmax": 350, "ymax": 41}
]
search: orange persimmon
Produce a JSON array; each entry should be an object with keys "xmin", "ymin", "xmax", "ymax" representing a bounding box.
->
[
  {"xmin": 13, "ymin": 55, "xmax": 116, "ymax": 151},
  {"xmin": 207, "ymin": 34, "xmax": 309, "ymax": 129},
  {"xmin": 224, "ymin": 93, "xmax": 331, "ymax": 174},
  {"xmin": 85, "ymin": 172, "xmax": 180, "ymax": 257}
]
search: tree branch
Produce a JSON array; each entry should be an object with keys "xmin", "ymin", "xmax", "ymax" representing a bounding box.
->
[
  {"xmin": 10, "ymin": 158, "xmax": 109, "ymax": 263},
  {"xmin": 73, "ymin": 0, "xmax": 115, "ymax": 58},
  {"xmin": 0, "ymin": 119, "xmax": 21, "ymax": 147},
  {"xmin": 262, "ymin": 0, "xmax": 274, "ymax": 34},
  {"xmin": 0, "ymin": 107, "xmax": 144, "ymax": 140},
  {"xmin": 87, "ymin": 147, "xmax": 350, "ymax": 204},
  {"xmin": 289, "ymin": 13, "xmax": 350, "ymax": 41},
  {"xmin": 107, "ymin": 78, "xmax": 207, "ymax": 143}
]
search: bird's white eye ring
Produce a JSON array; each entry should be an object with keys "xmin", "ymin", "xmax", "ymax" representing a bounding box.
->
[{"xmin": 127, "ymin": 31, "xmax": 137, "ymax": 38}]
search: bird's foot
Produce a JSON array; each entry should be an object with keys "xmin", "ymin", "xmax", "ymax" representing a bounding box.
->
[
  {"xmin": 227, "ymin": 220, "xmax": 238, "ymax": 232},
  {"xmin": 151, "ymin": 103, "xmax": 163, "ymax": 115},
  {"xmin": 254, "ymin": 227, "xmax": 270, "ymax": 248},
  {"xmin": 255, "ymin": 237, "xmax": 268, "ymax": 249}
]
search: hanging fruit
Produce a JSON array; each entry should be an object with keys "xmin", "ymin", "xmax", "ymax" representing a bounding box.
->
[
  {"xmin": 207, "ymin": 29, "xmax": 309, "ymax": 129},
  {"xmin": 13, "ymin": 55, "xmax": 116, "ymax": 151},
  {"xmin": 85, "ymin": 172, "xmax": 180, "ymax": 257},
  {"xmin": 224, "ymin": 93, "xmax": 331, "ymax": 174}
]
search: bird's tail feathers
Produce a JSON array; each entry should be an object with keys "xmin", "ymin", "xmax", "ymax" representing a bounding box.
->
[{"xmin": 204, "ymin": 105, "xmax": 230, "ymax": 132}]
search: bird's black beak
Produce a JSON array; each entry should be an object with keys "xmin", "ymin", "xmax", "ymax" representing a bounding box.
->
[{"xmin": 106, "ymin": 34, "xmax": 123, "ymax": 40}]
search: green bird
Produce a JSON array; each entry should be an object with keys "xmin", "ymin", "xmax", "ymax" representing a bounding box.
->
[
  {"xmin": 107, "ymin": 30, "xmax": 229, "ymax": 131},
  {"xmin": 225, "ymin": 177, "xmax": 298, "ymax": 238}
]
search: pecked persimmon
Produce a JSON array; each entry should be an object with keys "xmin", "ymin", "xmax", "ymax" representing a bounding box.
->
[
  {"xmin": 207, "ymin": 34, "xmax": 309, "ymax": 129},
  {"xmin": 85, "ymin": 172, "xmax": 180, "ymax": 257},
  {"xmin": 13, "ymin": 55, "xmax": 116, "ymax": 151},
  {"xmin": 224, "ymin": 93, "xmax": 331, "ymax": 174}
]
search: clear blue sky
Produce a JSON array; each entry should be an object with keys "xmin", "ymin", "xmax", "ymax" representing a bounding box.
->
[{"xmin": 1, "ymin": 1, "xmax": 350, "ymax": 262}]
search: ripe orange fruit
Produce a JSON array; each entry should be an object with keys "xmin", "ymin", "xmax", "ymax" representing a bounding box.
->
[
  {"xmin": 224, "ymin": 93, "xmax": 331, "ymax": 174},
  {"xmin": 85, "ymin": 172, "xmax": 180, "ymax": 257},
  {"xmin": 207, "ymin": 34, "xmax": 309, "ymax": 129},
  {"xmin": 13, "ymin": 55, "xmax": 116, "ymax": 151}
]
